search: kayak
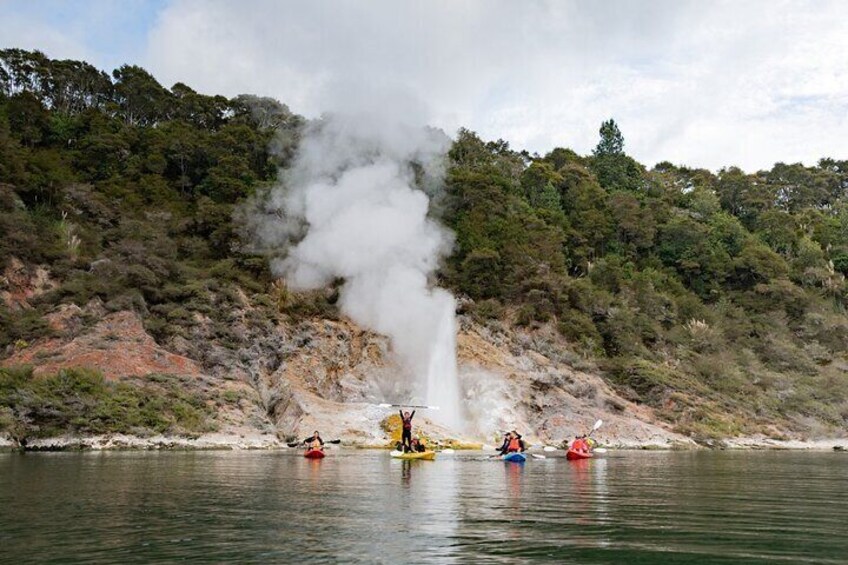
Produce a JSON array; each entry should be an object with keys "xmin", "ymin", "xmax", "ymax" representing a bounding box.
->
[
  {"xmin": 304, "ymin": 449, "xmax": 325, "ymax": 459},
  {"xmin": 390, "ymin": 450, "xmax": 436, "ymax": 461},
  {"xmin": 502, "ymin": 452, "xmax": 527, "ymax": 463},
  {"xmin": 566, "ymin": 449, "xmax": 592, "ymax": 460}
]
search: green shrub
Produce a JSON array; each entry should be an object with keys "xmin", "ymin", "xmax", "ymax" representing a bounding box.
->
[
  {"xmin": 470, "ymin": 299, "xmax": 504, "ymax": 321},
  {"xmin": 557, "ymin": 309, "xmax": 603, "ymax": 354},
  {"xmin": 0, "ymin": 366, "xmax": 214, "ymax": 440},
  {"xmin": 0, "ymin": 306, "xmax": 52, "ymax": 349}
]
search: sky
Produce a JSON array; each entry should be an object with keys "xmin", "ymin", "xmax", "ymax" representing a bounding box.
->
[{"xmin": 1, "ymin": 0, "xmax": 847, "ymax": 171}]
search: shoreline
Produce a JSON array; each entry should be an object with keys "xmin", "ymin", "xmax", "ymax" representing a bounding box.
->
[{"xmin": 2, "ymin": 433, "xmax": 847, "ymax": 453}]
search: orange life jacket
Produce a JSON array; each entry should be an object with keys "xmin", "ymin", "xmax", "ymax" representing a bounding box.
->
[
  {"xmin": 507, "ymin": 438, "xmax": 521, "ymax": 452},
  {"xmin": 571, "ymin": 438, "xmax": 588, "ymax": 452}
]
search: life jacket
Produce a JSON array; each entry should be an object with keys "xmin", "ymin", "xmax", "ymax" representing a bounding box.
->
[
  {"xmin": 571, "ymin": 438, "xmax": 589, "ymax": 452},
  {"xmin": 507, "ymin": 438, "xmax": 521, "ymax": 452},
  {"xmin": 402, "ymin": 416, "xmax": 413, "ymax": 430}
]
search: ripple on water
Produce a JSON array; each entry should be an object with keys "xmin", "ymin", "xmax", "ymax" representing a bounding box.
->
[{"xmin": 2, "ymin": 450, "xmax": 848, "ymax": 563}]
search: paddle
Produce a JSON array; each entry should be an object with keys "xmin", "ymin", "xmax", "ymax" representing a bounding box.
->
[
  {"xmin": 485, "ymin": 447, "xmax": 506, "ymax": 460},
  {"xmin": 585, "ymin": 419, "xmax": 604, "ymax": 452},
  {"xmin": 587, "ymin": 419, "xmax": 603, "ymax": 437},
  {"xmin": 378, "ymin": 403, "xmax": 440, "ymax": 410},
  {"xmin": 543, "ymin": 446, "xmax": 557, "ymax": 452},
  {"xmin": 530, "ymin": 453, "xmax": 546, "ymax": 460},
  {"xmin": 286, "ymin": 439, "xmax": 341, "ymax": 448}
]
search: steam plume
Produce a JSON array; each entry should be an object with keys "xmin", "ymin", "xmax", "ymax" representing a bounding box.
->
[{"xmin": 247, "ymin": 98, "xmax": 463, "ymax": 430}]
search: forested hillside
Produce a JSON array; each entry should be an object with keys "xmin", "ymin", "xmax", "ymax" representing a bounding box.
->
[{"xmin": 1, "ymin": 49, "xmax": 847, "ymax": 441}]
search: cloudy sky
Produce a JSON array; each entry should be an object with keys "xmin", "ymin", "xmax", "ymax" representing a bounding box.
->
[{"xmin": 2, "ymin": 0, "xmax": 846, "ymax": 171}]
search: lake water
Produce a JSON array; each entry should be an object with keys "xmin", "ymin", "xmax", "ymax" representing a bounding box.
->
[{"xmin": 1, "ymin": 449, "xmax": 846, "ymax": 563}]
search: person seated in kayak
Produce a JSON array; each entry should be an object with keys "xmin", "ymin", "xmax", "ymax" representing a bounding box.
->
[
  {"xmin": 496, "ymin": 432, "xmax": 510, "ymax": 454},
  {"xmin": 413, "ymin": 437, "xmax": 427, "ymax": 453},
  {"xmin": 570, "ymin": 435, "xmax": 590, "ymax": 453},
  {"xmin": 499, "ymin": 431, "xmax": 526, "ymax": 454},
  {"xmin": 303, "ymin": 431, "xmax": 324, "ymax": 449},
  {"xmin": 400, "ymin": 409, "xmax": 415, "ymax": 452}
]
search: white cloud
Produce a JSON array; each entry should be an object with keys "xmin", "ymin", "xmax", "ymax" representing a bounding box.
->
[
  {"xmin": 0, "ymin": 1, "xmax": 164, "ymax": 70},
  {"xmin": 0, "ymin": 2, "xmax": 92, "ymax": 62},
  {"xmin": 5, "ymin": 0, "xmax": 847, "ymax": 171}
]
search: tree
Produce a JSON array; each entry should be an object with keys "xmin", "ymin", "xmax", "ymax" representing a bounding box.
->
[
  {"xmin": 590, "ymin": 119, "xmax": 644, "ymax": 191},
  {"xmin": 112, "ymin": 65, "xmax": 172, "ymax": 126},
  {"xmin": 43, "ymin": 59, "xmax": 112, "ymax": 114},
  {"xmin": 0, "ymin": 49, "xmax": 50, "ymax": 97},
  {"xmin": 520, "ymin": 162, "xmax": 562, "ymax": 214},
  {"xmin": 715, "ymin": 167, "xmax": 772, "ymax": 229},
  {"xmin": 609, "ymin": 191, "xmax": 656, "ymax": 254},
  {"xmin": 593, "ymin": 119, "xmax": 624, "ymax": 156},
  {"xmin": 731, "ymin": 241, "xmax": 788, "ymax": 288},
  {"xmin": 171, "ymin": 83, "xmax": 228, "ymax": 130},
  {"xmin": 6, "ymin": 92, "xmax": 50, "ymax": 146},
  {"xmin": 556, "ymin": 163, "xmax": 612, "ymax": 270}
]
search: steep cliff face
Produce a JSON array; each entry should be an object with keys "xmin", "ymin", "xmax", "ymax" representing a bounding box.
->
[{"xmin": 1, "ymin": 262, "xmax": 688, "ymax": 447}]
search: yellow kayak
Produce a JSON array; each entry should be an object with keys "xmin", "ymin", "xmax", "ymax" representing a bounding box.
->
[{"xmin": 390, "ymin": 450, "xmax": 436, "ymax": 461}]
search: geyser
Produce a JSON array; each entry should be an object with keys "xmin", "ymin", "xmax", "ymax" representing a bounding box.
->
[{"xmin": 247, "ymin": 109, "xmax": 464, "ymax": 431}]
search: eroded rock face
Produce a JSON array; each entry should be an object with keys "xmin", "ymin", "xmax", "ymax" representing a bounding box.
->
[
  {"xmin": 3, "ymin": 310, "xmax": 204, "ymax": 379},
  {"xmin": 455, "ymin": 323, "xmax": 689, "ymax": 447},
  {"xmin": 0, "ymin": 257, "xmax": 57, "ymax": 310},
  {"xmin": 1, "ymin": 275, "xmax": 690, "ymax": 447}
]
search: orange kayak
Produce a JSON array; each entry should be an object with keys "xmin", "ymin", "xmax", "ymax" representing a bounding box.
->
[
  {"xmin": 304, "ymin": 449, "xmax": 325, "ymax": 459},
  {"xmin": 566, "ymin": 449, "xmax": 592, "ymax": 460}
]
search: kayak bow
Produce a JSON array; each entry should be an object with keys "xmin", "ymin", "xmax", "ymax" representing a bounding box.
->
[
  {"xmin": 390, "ymin": 450, "xmax": 436, "ymax": 461},
  {"xmin": 502, "ymin": 452, "xmax": 527, "ymax": 463},
  {"xmin": 304, "ymin": 449, "xmax": 325, "ymax": 459},
  {"xmin": 566, "ymin": 449, "xmax": 592, "ymax": 461}
]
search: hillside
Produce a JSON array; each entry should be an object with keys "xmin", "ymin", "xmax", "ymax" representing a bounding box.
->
[{"xmin": 1, "ymin": 50, "xmax": 847, "ymax": 448}]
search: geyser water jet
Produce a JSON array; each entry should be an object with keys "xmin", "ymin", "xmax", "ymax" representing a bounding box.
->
[{"xmin": 425, "ymin": 294, "xmax": 462, "ymax": 430}]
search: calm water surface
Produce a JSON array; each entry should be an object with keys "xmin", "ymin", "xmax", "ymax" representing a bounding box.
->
[{"xmin": 1, "ymin": 449, "xmax": 847, "ymax": 563}]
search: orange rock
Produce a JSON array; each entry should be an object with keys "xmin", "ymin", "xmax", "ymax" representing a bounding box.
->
[{"xmin": 2, "ymin": 310, "xmax": 204, "ymax": 380}]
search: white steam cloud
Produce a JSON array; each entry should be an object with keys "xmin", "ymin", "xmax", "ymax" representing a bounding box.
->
[{"xmin": 248, "ymin": 96, "xmax": 464, "ymax": 431}]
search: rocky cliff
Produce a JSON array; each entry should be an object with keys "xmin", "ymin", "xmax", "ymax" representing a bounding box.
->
[{"xmin": 1, "ymin": 256, "xmax": 690, "ymax": 449}]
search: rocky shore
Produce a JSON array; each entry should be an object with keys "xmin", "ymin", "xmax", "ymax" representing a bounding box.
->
[{"xmin": 3, "ymin": 430, "xmax": 846, "ymax": 453}]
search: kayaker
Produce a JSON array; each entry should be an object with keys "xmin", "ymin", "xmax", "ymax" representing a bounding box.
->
[
  {"xmin": 499, "ymin": 431, "xmax": 526, "ymax": 454},
  {"xmin": 570, "ymin": 434, "xmax": 590, "ymax": 454},
  {"xmin": 302, "ymin": 430, "xmax": 324, "ymax": 448},
  {"xmin": 400, "ymin": 409, "xmax": 415, "ymax": 452},
  {"xmin": 414, "ymin": 437, "xmax": 427, "ymax": 453}
]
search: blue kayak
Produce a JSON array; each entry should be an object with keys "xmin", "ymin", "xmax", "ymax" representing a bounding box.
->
[{"xmin": 502, "ymin": 452, "xmax": 526, "ymax": 463}]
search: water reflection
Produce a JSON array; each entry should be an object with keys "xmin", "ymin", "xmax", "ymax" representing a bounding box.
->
[
  {"xmin": 2, "ymin": 450, "xmax": 848, "ymax": 564},
  {"xmin": 400, "ymin": 459, "xmax": 413, "ymax": 486}
]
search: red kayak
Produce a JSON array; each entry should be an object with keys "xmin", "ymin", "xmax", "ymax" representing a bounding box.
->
[
  {"xmin": 566, "ymin": 449, "xmax": 593, "ymax": 460},
  {"xmin": 304, "ymin": 449, "xmax": 325, "ymax": 459}
]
